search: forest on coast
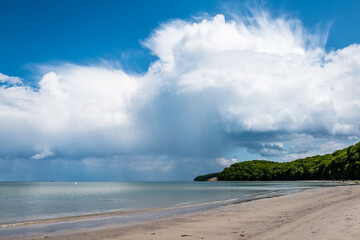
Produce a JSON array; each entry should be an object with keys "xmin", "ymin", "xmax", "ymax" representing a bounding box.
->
[{"xmin": 195, "ymin": 142, "xmax": 360, "ymax": 181}]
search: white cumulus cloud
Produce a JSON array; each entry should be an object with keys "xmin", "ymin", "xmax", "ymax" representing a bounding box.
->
[
  {"xmin": 1, "ymin": 11, "xmax": 360, "ymax": 176},
  {"xmin": 0, "ymin": 73, "xmax": 22, "ymax": 84},
  {"xmin": 32, "ymin": 148, "xmax": 55, "ymax": 160},
  {"xmin": 216, "ymin": 157, "xmax": 238, "ymax": 167}
]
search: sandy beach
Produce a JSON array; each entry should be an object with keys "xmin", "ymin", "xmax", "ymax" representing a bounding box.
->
[{"xmin": 6, "ymin": 184, "xmax": 360, "ymax": 240}]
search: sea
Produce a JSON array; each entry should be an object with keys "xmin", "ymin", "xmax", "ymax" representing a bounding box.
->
[{"xmin": 0, "ymin": 181, "xmax": 344, "ymax": 225}]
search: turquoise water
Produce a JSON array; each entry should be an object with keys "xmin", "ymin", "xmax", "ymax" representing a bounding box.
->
[{"xmin": 0, "ymin": 181, "xmax": 343, "ymax": 224}]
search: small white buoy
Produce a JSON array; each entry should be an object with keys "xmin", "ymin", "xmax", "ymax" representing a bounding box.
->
[{"xmin": 75, "ymin": 182, "xmax": 78, "ymax": 185}]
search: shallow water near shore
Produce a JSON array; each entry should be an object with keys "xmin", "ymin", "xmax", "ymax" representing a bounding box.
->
[{"xmin": 0, "ymin": 181, "xmax": 344, "ymax": 225}]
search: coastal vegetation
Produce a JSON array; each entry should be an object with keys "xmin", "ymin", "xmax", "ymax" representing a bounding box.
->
[
  {"xmin": 194, "ymin": 172, "xmax": 220, "ymax": 181},
  {"xmin": 195, "ymin": 142, "xmax": 360, "ymax": 181}
]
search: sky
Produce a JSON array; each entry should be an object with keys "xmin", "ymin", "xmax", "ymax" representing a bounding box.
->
[{"xmin": 1, "ymin": 0, "xmax": 360, "ymax": 181}]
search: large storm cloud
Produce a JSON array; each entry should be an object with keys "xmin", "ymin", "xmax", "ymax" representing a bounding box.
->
[{"xmin": 1, "ymin": 12, "xmax": 360, "ymax": 180}]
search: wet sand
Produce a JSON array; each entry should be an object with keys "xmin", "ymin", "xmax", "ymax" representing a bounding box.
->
[{"xmin": 5, "ymin": 184, "xmax": 360, "ymax": 240}]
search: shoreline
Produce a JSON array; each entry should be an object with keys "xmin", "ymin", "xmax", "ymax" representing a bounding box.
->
[
  {"xmin": 2, "ymin": 184, "xmax": 360, "ymax": 239},
  {"xmin": 0, "ymin": 198, "xmax": 238, "ymax": 229},
  {"xmin": 0, "ymin": 180, "xmax": 345, "ymax": 228}
]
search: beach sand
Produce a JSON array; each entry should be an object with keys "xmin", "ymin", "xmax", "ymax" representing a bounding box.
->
[{"xmin": 9, "ymin": 184, "xmax": 360, "ymax": 240}]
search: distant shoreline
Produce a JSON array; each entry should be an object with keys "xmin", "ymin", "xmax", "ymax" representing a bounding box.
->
[{"xmin": 207, "ymin": 179, "xmax": 360, "ymax": 183}]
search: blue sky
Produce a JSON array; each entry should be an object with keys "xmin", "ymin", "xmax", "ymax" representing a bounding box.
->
[
  {"xmin": 1, "ymin": 0, "xmax": 360, "ymax": 181},
  {"xmin": 2, "ymin": 0, "xmax": 360, "ymax": 77}
]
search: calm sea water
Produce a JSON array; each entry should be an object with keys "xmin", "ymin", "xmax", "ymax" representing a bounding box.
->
[{"xmin": 0, "ymin": 181, "xmax": 343, "ymax": 224}]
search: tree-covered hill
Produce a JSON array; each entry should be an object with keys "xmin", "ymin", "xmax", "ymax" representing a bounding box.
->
[{"xmin": 194, "ymin": 142, "xmax": 360, "ymax": 181}]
